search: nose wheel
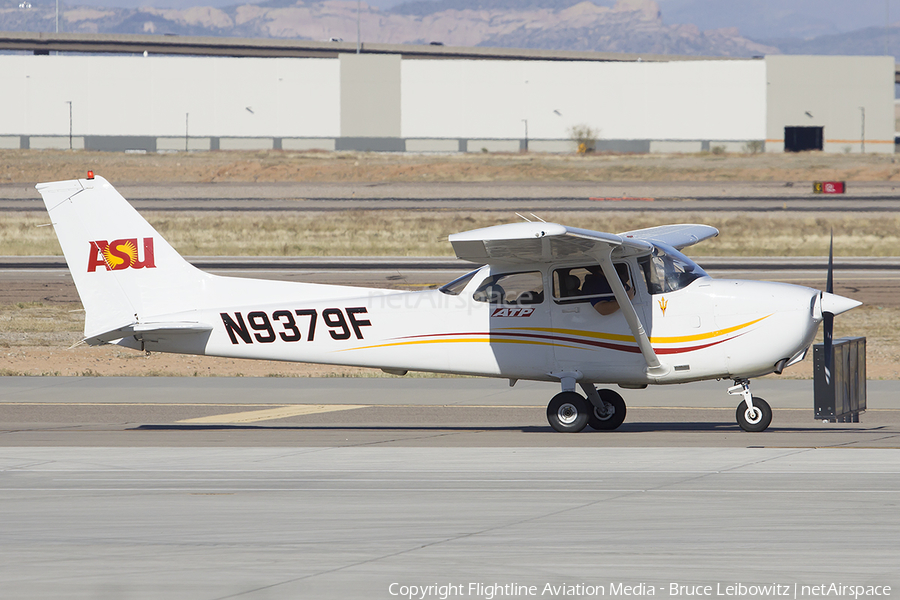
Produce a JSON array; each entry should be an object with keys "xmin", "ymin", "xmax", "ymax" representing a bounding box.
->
[{"xmin": 729, "ymin": 379, "xmax": 772, "ymax": 432}]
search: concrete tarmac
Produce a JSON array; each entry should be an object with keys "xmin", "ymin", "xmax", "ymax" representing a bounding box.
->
[
  {"xmin": 2, "ymin": 378, "xmax": 899, "ymax": 599},
  {"xmin": 2, "ymin": 377, "xmax": 899, "ymax": 449},
  {"xmin": 1, "ymin": 445, "xmax": 898, "ymax": 599}
]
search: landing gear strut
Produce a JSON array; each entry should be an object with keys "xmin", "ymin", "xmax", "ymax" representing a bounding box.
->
[
  {"xmin": 582, "ymin": 385, "xmax": 627, "ymax": 431},
  {"xmin": 728, "ymin": 378, "xmax": 772, "ymax": 432}
]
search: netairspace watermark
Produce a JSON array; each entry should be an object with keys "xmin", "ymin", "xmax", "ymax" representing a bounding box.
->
[{"xmin": 388, "ymin": 582, "xmax": 893, "ymax": 600}]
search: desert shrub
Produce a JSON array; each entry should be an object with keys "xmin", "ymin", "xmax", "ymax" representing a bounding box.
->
[{"xmin": 569, "ymin": 125, "xmax": 599, "ymax": 155}]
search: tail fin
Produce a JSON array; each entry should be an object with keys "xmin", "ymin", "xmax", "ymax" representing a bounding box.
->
[{"xmin": 37, "ymin": 175, "xmax": 210, "ymax": 342}]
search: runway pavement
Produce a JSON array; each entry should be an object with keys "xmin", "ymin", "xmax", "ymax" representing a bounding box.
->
[
  {"xmin": 2, "ymin": 379, "xmax": 899, "ymax": 599},
  {"xmin": 2, "ymin": 377, "xmax": 899, "ymax": 448},
  {"xmin": 4, "ymin": 180, "xmax": 900, "ymax": 212}
]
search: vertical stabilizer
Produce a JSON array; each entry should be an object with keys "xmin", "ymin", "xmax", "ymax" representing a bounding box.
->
[{"xmin": 37, "ymin": 175, "xmax": 210, "ymax": 341}]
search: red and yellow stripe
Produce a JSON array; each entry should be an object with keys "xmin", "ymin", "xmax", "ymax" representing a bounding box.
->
[{"xmin": 341, "ymin": 315, "xmax": 771, "ymax": 355}]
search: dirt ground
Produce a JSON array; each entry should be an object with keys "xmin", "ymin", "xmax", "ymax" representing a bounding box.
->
[
  {"xmin": 3, "ymin": 148, "xmax": 900, "ymax": 184},
  {"xmin": 2, "ymin": 149, "xmax": 898, "ymax": 380}
]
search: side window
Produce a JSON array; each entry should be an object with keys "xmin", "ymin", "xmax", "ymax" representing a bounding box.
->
[
  {"xmin": 552, "ymin": 264, "xmax": 632, "ymax": 304},
  {"xmin": 473, "ymin": 271, "xmax": 544, "ymax": 305}
]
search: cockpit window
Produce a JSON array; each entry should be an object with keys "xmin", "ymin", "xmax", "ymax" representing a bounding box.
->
[
  {"xmin": 639, "ymin": 245, "xmax": 707, "ymax": 295},
  {"xmin": 439, "ymin": 269, "xmax": 479, "ymax": 296},
  {"xmin": 472, "ymin": 271, "xmax": 544, "ymax": 305}
]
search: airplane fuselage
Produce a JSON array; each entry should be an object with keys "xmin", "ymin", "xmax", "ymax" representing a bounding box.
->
[{"xmin": 130, "ymin": 267, "xmax": 822, "ymax": 386}]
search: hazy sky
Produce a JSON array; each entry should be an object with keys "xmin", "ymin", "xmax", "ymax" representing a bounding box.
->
[{"xmin": 68, "ymin": 0, "xmax": 899, "ymax": 41}]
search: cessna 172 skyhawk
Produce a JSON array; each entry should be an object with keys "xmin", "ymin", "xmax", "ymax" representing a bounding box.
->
[{"xmin": 38, "ymin": 174, "xmax": 861, "ymax": 433}]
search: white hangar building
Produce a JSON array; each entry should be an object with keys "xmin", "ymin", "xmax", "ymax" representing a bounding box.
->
[{"xmin": 0, "ymin": 35, "xmax": 894, "ymax": 154}]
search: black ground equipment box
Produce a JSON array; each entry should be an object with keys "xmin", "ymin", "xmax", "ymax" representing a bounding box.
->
[{"xmin": 813, "ymin": 337, "xmax": 866, "ymax": 422}]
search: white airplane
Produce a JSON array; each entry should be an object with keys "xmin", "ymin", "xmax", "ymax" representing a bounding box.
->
[{"xmin": 37, "ymin": 173, "xmax": 861, "ymax": 433}]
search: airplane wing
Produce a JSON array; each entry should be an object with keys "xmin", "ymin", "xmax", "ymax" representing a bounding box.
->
[
  {"xmin": 619, "ymin": 224, "xmax": 718, "ymax": 250},
  {"xmin": 449, "ymin": 222, "xmax": 654, "ymax": 265}
]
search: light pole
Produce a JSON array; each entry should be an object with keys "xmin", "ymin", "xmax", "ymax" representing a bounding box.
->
[
  {"xmin": 860, "ymin": 106, "xmax": 866, "ymax": 154},
  {"xmin": 522, "ymin": 119, "xmax": 528, "ymax": 152},
  {"xmin": 356, "ymin": 0, "xmax": 361, "ymax": 54},
  {"xmin": 65, "ymin": 100, "xmax": 72, "ymax": 150},
  {"xmin": 56, "ymin": 0, "xmax": 59, "ymax": 33},
  {"xmin": 185, "ymin": 113, "xmax": 189, "ymax": 152}
]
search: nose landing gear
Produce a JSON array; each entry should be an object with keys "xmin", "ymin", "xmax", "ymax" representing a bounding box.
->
[{"xmin": 728, "ymin": 378, "xmax": 772, "ymax": 432}]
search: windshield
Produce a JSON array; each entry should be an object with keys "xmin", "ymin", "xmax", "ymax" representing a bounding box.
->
[{"xmin": 639, "ymin": 244, "xmax": 707, "ymax": 295}]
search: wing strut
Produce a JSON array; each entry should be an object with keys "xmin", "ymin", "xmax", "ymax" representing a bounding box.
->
[{"xmin": 593, "ymin": 249, "xmax": 669, "ymax": 379}]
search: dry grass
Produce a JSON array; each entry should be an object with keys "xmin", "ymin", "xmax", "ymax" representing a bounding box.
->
[
  {"xmin": 0, "ymin": 302, "xmax": 83, "ymax": 336},
  {"xmin": 4, "ymin": 210, "xmax": 900, "ymax": 257},
  {"xmin": 6, "ymin": 149, "xmax": 900, "ymax": 183}
]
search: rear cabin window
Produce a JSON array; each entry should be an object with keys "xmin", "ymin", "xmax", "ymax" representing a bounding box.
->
[
  {"xmin": 472, "ymin": 271, "xmax": 544, "ymax": 305},
  {"xmin": 439, "ymin": 269, "xmax": 479, "ymax": 296},
  {"xmin": 552, "ymin": 264, "xmax": 631, "ymax": 304}
]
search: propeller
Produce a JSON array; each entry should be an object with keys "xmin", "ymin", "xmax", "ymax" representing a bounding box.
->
[{"xmin": 823, "ymin": 230, "xmax": 834, "ymax": 385}]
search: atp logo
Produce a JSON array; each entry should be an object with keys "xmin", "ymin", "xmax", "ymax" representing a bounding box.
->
[
  {"xmin": 88, "ymin": 238, "xmax": 156, "ymax": 272},
  {"xmin": 491, "ymin": 307, "xmax": 534, "ymax": 317}
]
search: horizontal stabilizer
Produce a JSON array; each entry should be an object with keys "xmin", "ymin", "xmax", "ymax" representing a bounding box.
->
[{"xmin": 85, "ymin": 321, "xmax": 213, "ymax": 346}]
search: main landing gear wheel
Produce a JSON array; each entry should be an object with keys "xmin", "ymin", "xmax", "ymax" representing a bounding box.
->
[
  {"xmin": 547, "ymin": 392, "xmax": 590, "ymax": 433},
  {"xmin": 588, "ymin": 389, "xmax": 627, "ymax": 431},
  {"xmin": 736, "ymin": 397, "xmax": 772, "ymax": 432}
]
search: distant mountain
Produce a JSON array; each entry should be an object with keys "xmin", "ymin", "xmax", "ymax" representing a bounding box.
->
[
  {"xmin": 763, "ymin": 25, "xmax": 900, "ymax": 59},
  {"xmin": 654, "ymin": 0, "xmax": 884, "ymax": 42},
  {"xmin": 0, "ymin": 0, "xmax": 777, "ymax": 57},
  {"xmin": 388, "ymin": 0, "xmax": 612, "ymax": 16}
]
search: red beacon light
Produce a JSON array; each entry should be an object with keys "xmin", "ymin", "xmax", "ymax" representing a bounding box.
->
[{"xmin": 86, "ymin": 170, "xmax": 94, "ymax": 180}]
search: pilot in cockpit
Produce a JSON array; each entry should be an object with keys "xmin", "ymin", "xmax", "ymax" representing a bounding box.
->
[{"xmin": 582, "ymin": 263, "xmax": 635, "ymax": 316}]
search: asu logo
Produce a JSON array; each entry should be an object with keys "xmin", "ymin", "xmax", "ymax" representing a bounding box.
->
[
  {"xmin": 88, "ymin": 238, "xmax": 156, "ymax": 272},
  {"xmin": 658, "ymin": 296, "xmax": 668, "ymax": 316}
]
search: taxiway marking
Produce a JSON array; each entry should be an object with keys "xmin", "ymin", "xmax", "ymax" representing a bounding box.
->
[{"xmin": 177, "ymin": 404, "xmax": 366, "ymax": 424}]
